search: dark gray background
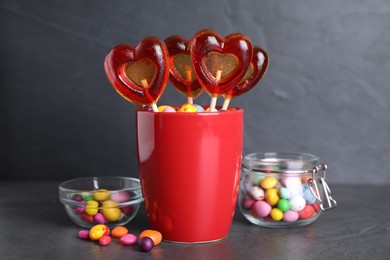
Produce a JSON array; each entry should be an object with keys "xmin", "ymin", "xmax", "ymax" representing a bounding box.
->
[{"xmin": 1, "ymin": 0, "xmax": 389, "ymax": 184}]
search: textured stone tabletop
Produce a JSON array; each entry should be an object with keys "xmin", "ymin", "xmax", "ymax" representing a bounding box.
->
[{"xmin": 0, "ymin": 182, "xmax": 389, "ymax": 259}]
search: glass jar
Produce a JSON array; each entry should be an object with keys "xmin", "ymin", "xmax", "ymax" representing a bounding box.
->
[{"xmin": 239, "ymin": 152, "xmax": 337, "ymax": 228}]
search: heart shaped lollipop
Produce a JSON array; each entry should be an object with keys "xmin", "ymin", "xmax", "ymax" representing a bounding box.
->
[
  {"xmin": 222, "ymin": 46, "xmax": 269, "ymax": 110},
  {"xmin": 165, "ymin": 35, "xmax": 203, "ymax": 104},
  {"xmin": 104, "ymin": 37, "xmax": 170, "ymax": 112},
  {"xmin": 190, "ymin": 29, "xmax": 253, "ymax": 111}
]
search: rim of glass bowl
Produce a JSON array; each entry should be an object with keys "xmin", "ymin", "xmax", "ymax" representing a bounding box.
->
[
  {"xmin": 243, "ymin": 152, "xmax": 320, "ymax": 176},
  {"xmin": 59, "ymin": 176, "xmax": 143, "ymax": 207}
]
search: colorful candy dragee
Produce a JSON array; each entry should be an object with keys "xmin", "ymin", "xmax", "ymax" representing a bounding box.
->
[
  {"xmin": 239, "ymin": 174, "xmax": 322, "ymax": 226},
  {"xmin": 69, "ymin": 188, "xmax": 134, "ymax": 226},
  {"xmin": 78, "ymin": 225, "xmax": 162, "ymax": 252},
  {"xmin": 104, "ymin": 29, "xmax": 268, "ymax": 112}
]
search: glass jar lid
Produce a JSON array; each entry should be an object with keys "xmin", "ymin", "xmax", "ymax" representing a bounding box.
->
[{"xmin": 243, "ymin": 152, "xmax": 321, "ymax": 175}]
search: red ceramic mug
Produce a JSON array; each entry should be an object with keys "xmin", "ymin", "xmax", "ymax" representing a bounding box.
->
[{"xmin": 136, "ymin": 107, "xmax": 243, "ymax": 243}]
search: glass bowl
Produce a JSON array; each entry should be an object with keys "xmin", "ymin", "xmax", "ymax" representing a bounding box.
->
[
  {"xmin": 59, "ymin": 177, "xmax": 143, "ymax": 228},
  {"xmin": 239, "ymin": 152, "xmax": 336, "ymax": 228}
]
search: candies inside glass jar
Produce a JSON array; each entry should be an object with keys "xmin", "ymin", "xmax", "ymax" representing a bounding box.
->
[
  {"xmin": 239, "ymin": 152, "xmax": 337, "ymax": 228},
  {"xmin": 59, "ymin": 177, "xmax": 143, "ymax": 228}
]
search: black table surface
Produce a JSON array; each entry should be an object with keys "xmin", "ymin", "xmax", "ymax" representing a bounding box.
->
[{"xmin": 0, "ymin": 182, "xmax": 389, "ymax": 260}]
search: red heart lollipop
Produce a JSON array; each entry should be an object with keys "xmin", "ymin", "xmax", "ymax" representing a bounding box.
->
[
  {"xmin": 190, "ymin": 29, "xmax": 253, "ymax": 111},
  {"xmin": 165, "ymin": 35, "xmax": 203, "ymax": 104},
  {"xmin": 104, "ymin": 37, "xmax": 170, "ymax": 112},
  {"xmin": 222, "ymin": 46, "xmax": 269, "ymax": 110}
]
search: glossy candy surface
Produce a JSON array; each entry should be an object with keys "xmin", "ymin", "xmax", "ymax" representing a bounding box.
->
[
  {"xmin": 270, "ymin": 208, "xmax": 283, "ymax": 221},
  {"xmin": 190, "ymin": 29, "xmax": 253, "ymax": 96},
  {"xmin": 260, "ymin": 177, "xmax": 277, "ymax": 190},
  {"xmin": 104, "ymin": 37, "xmax": 170, "ymax": 107},
  {"xmin": 89, "ymin": 224, "xmax": 110, "ymax": 241},
  {"xmin": 60, "ymin": 177, "xmax": 143, "ymax": 228},
  {"xmin": 98, "ymin": 235, "xmax": 111, "ymax": 246},
  {"xmin": 78, "ymin": 230, "xmax": 90, "ymax": 240},
  {"xmin": 177, "ymin": 103, "xmax": 198, "ymax": 112},
  {"xmin": 249, "ymin": 186, "xmax": 264, "ymax": 200},
  {"xmin": 298, "ymin": 204, "xmax": 315, "ymax": 219},
  {"xmin": 238, "ymin": 153, "xmax": 334, "ymax": 228},
  {"xmin": 137, "ymin": 108, "xmax": 243, "ymax": 242},
  {"xmin": 252, "ymin": 201, "xmax": 271, "ymax": 217},
  {"xmin": 111, "ymin": 226, "xmax": 128, "ymax": 238},
  {"xmin": 102, "ymin": 200, "xmax": 121, "ymax": 222},
  {"xmin": 120, "ymin": 234, "xmax": 137, "ymax": 245},
  {"xmin": 139, "ymin": 230, "xmax": 162, "ymax": 246},
  {"xmin": 93, "ymin": 213, "xmax": 106, "ymax": 224},
  {"xmin": 165, "ymin": 35, "xmax": 203, "ymax": 100},
  {"xmin": 223, "ymin": 46, "xmax": 269, "ymax": 99},
  {"xmin": 85, "ymin": 200, "xmax": 99, "ymax": 216},
  {"xmin": 240, "ymin": 173, "xmax": 322, "ymax": 227},
  {"xmin": 93, "ymin": 189, "xmax": 110, "ymax": 201},
  {"xmin": 139, "ymin": 237, "xmax": 154, "ymax": 252}
]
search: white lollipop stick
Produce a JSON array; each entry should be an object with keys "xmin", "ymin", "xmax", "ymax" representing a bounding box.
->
[
  {"xmin": 141, "ymin": 79, "xmax": 159, "ymax": 112},
  {"xmin": 185, "ymin": 70, "xmax": 193, "ymax": 104},
  {"xmin": 222, "ymin": 98, "xmax": 231, "ymax": 110},
  {"xmin": 209, "ymin": 69, "xmax": 222, "ymax": 112}
]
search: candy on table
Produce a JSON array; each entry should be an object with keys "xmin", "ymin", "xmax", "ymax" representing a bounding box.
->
[
  {"xmin": 99, "ymin": 235, "xmax": 111, "ymax": 246},
  {"xmin": 139, "ymin": 229, "xmax": 162, "ymax": 246},
  {"xmin": 78, "ymin": 230, "xmax": 90, "ymax": 240},
  {"xmin": 165, "ymin": 35, "xmax": 203, "ymax": 104},
  {"xmin": 78, "ymin": 225, "xmax": 135, "ymax": 247},
  {"xmin": 104, "ymin": 37, "xmax": 170, "ymax": 112},
  {"xmin": 190, "ymin": 29, "xmax": 253, "ymax": 111},
  {"xmin": 89, "ymin": 224, "xmax": 110, "ymax": 241},
  {"xmin": 139, "ymin": 237, "xmax": 154, "ymax": 252},
  {"xmin": 222, "ymin": 46, "xmax": 269, "ymax": 110},
  {"xmin": 120, "ymin": 234, "xmax": 138, "ymax": 245},
  {"xmin": 111, "ymin": 226, "xmax": 129, "ymax": 238}
]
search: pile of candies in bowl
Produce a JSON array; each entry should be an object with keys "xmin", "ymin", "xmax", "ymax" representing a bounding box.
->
[
  {"xmin": 59, "ymin": 177, "xmax": 143, "ymax": 228},
  {"xmin": 239, "ymin": 152, "xmax": 337, "ymax": 228}
]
